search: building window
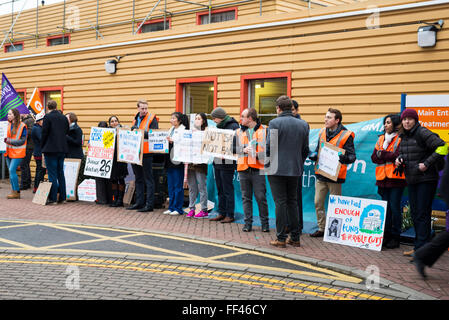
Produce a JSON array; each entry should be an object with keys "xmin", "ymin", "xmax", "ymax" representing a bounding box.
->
[
  {"xmin": 176, "ymin": 77, "xmax": 217, "ymax": 116},
  {"xmin": 16, "ymin": 89, "xmax": 26, "ymax": 104},
  {"xmin": 47, "ymin": 35, "xmax": 70, "ymax": 46},
  {"xmin": 40, "ymin": 87, "xmax": 63, "ymax": 111},
  {"xmin": 4, "ymin": 42, "xmax": 23, "ymax": 53},
  {"xmin": 138, "ymin": 18, "xmax": 171, "ymax": 33},
  {"xmin": 197, "ymin": 7, "xmax": 237, "ymax": 25},
  {"xmin": 241, "ymin": 73, "xmax": 291, "ymax": 125}
]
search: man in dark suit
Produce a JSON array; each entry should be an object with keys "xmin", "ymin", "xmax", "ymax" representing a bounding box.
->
[
  {"xmin": 266, "ymin": 95, "xmax": 309, "ymax": 248},
  {"xmin": 41, "ymin": 100, "xmax": 69, "ymax": 204}
]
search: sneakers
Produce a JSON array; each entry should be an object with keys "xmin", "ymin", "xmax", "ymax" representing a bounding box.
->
[
  {"xmin": 194, "ymin": 210, "xmax": 208, "ymax": 218},
  {"xmin": 186, "ymin": 209, "xmax": 196, "ymax": 217},
  {"xmin": 163, "ymin": 209, "xmax": 172, "ymax": 215},
  {"xmin": 169, "ymin": 210, "xmax": 182, "ymax": 216}
]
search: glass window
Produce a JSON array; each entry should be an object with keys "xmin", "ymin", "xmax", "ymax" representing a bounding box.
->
[
  {"xmin": 42, "ymin": 90, "xmax": 62, "ymax": 111},
  {"xmin": 248, "ymin": 78, "xmax": 288, "ymax": 125},
  {"xmin": 47, "ymin": 35, "xmax": 70, "ymax": 46},
  {"xmin": 17, "ymin": 91, "xmax": 25, "ymax": 104},
  {"xmin": 183, "ymin": 82, "xmax": 214, "ymax": 115},
  {"xmin": 141, "ymin": 20, "xmax": 170, "ymax": 33},
  {"xmin": 5, "ymin": 43, "xmax": 23, "ymax": 52},
  {"xmin": 199, "ymin": 9, "xmax": 236, "ymax": 25}
]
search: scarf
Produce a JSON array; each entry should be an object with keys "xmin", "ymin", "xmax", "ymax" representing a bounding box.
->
[{"xmin": 383, "ymin": 132, "xmax": 397, "ymax": 150}]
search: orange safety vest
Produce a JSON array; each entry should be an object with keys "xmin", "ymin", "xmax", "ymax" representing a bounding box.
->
[
  {"xmin": 5, "ymin": 122, "xmax": 27, "ymax": 159},
  {"xmin": 315, "ymin": 127, "xmax": 354, "ymax": 180},
  {"xmin": 236, "ymin": 125, "xmax": 267, "ymax": 171},
  {"xmin": 374, "ymin": 135, "xmax": 405, "ymax": 181},
  {"xmin": 133, "ymin": 113, "xmax": 156, "ymax": 154}
]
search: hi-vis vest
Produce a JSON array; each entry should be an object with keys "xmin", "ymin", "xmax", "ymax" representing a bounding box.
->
[
  {"xmin": 133, "ymin": 113, "xmax": 156, "ymax": 154},
  {"xmin": 374, "ymin": 135, "xmax": 405, "ymax": 181},
  {"xmin": 236, "ymin": 125, "xmax": 266, "ymax": 171},
  {"xmin": 5, "ymin": 122, "xmax": 27, "ymax": 159},
  {"xmin": 315, "ymin": 127, "xmax": 354, "ymax": 180}
]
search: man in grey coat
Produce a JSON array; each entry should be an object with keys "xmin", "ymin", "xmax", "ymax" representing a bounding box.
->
[{"xmin": 266, "ymin": 95, "xmax": 309, "ymax": 248}]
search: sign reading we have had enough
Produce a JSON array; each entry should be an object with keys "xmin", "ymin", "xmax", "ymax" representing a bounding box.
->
[
  {"xmin": 201, "ymin": 127, "xmax": 237, "ymax": 161},
  {"xmin": 84, "ymin": 127, "xmax": 116, "ymax": 179},
  {"xmin": 324, "ymin": 195, "xmax": 387, "ymax": 251}
]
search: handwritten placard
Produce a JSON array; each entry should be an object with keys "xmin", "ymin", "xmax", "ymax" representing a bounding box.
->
[
  {"xmin": 324, "ymin": 195, "xmax": 387, "ymax": 251},
  {"xmin": 173, "ymin": 129, "xmax": 211, "ymax": 164},
  {"xmin": 315, "ymin": 141, "xmax": 345, "ymax": 181},
  {"xmin": 117, "ymin": 129, "xmax": 143, "ymax": 165},
  {"xmin": 148, "ymin": 129, "xmax": 169, "ymax": 153},
  {"xmin": 77, "ymin": 179, "xmax": 97, "ymax": 202},
  {"xmin": 0, "ymin": 121, "xmax": 7, "ymax": 152},
  {"xmin": 201, "ymin": 127, "xmax": 237, "ymax": 161},
  {"xmin": 64, "ymin": 158, "xmax": 81, "ymax": 200},
  {"xmin": 84, "ymin": 127, "xmax": 116, "ymax": 178}
]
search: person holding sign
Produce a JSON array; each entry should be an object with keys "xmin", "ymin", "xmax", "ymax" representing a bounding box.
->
[
  {"xmin": 309, "ymin": 108, "xmax": 356, "ymax": 237},
  {"xmin": 108, "ymin": 116, "xmax": 128, "ymax": 207},
  {"xmin": 235, "ymin": 108, "xmax": 270, "ymax": 232},
  {"xmin": 4, "ymin": 108, "xmax": 27, "ymax": 199},
  {"xmin": 395, "ymin": 108, "xmax": 447, "ymax": 256},
  {"xmin": 371, "ymin": 114, "xmax": 406, "ymax": 249},
  {"xmin": 126, "ymin": 99, "xmax": 159, "ymax": 213}
]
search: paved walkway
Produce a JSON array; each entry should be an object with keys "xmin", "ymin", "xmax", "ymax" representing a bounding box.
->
[{"xmin": 0, "ymin": 181, "xmax": 447, "ymax": 300}]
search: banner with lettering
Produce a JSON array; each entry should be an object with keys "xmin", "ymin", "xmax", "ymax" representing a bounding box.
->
[
  {"xmin": 147, "ymin": 129, "xmax": 169, "ymax": 153},
  {"xmin": 117, "ymin": 129, "xmax": 143, "ymax": 165},
  {"xmin": 323, "ymin": 195, "xmax": 387, "ymax": 251},
  {"xmin": 84, "ymin": 127, "xmax": 116, "ymax": 178},
  {"xmin": 201, "ymin": 127, "xmax": 237, "ymax": 161},
  {"xmin": 173, "ymin": 129, "xmax": 211, "ymax": 164},
  {"xmin": 0, "ymin": 73, "xmax": 29, "ymax": 121}
]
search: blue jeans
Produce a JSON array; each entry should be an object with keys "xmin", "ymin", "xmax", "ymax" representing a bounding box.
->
[
  {"xmin": 6, "ymin": 157, "xmax": 23, "ymax": 192},
  {"xmin": 45, "ymin": 153, "xmax": 66, "ymax": 202},
  {"xmin": 378, "ymin": 186, "xmax": 405, "ymax": 240},
  {"xmin": 167, "ymin": 167, "xmax": 184, "ymax": 214}
]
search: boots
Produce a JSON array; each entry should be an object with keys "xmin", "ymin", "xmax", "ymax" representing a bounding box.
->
[
  {"xmin": 7, "ymin": 190, "xmax": 20, "ymax": 199},
  {"xmin": 109, "ymin": 184, "xmax": 118, "ymax": 207},
  {"xmin": 111, "ymin": 184, "xmax": 124, "ymax": 207}
]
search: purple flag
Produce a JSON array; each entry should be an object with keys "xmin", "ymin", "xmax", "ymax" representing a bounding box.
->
[{"xmin": 1, "ymin": 73, "xmax": 29, "ymax": 121}]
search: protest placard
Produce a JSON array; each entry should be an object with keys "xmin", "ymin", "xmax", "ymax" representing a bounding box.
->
[
  {"xmin": 0, "ymin": 121, "xmax": 7, "ymax": 152},
  {"xmin": 323, "ymin": 195, "xmax": 387, "ymax": 251},
  {"xmin": 32, "ymin": 181, "xmax": 52, "ymax": 205},
  {"xmin": 84, "ymin": 127, "xmax": 116, "ymax": 178},
  {"xmin": 173, "ymin": 129, "xmax": 211, "ymax": 164},
  {"xmin": 201, "ymin": 127, "xmax": 237, "ymax": 161},
  {"xmin": 315, "ymin": 141, "xmax": 345, "ymax": 182},
  {"xmin": 64, "ymin": 158, "xmax": 81, "ymax": 201},
  {"xmin": 78, "ymin": 179, "xmax": 97, "ymax": 202},
  {"xmin": 117, "ymin": 129, "xmax": 143, "ymax": 165},
  {"xmin": 147, "ymin": 129, "xmax": 169, "ymax": 153}
]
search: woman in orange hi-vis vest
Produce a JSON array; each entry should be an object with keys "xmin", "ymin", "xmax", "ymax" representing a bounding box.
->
[
  {"xmin": 4, "ymin": 108, "xmax": 27, "ymax": 199},
  {"xmin": 371, "ymin": 114, "xmax": 406, "ymax": 249}
]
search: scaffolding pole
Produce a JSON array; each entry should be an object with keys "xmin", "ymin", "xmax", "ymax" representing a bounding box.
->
[
  {"xmin": 0, "ymin": 0, "xmax": 29, "ymax": 50},
  {"xmin": 134, "ymin": 0, "xmax": 163, "ymax": 35}
]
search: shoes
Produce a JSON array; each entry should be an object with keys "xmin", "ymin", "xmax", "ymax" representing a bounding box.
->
[
  {"xmin": 403, "ymin": 248, "xmax": 415, "ymax": 257},
  {"xmin": 186, "ymin": 209, "xmax": 196, "ymax": 217},
  {"xmin": 310, "ymin": 230, "xmax": 324, "ymax": 237},
  {"xmin": 262, "ymin": 225, "xmax": 270, "ymax": 232},
  {"xmin": 163, "ymin": 209, "xmax": 172, "ymax": 215},
  {"xmin": 33, "ymin": 187, "xmax": 37, "ymax": 194},
  {"xmin": 385, "ymin": 238, "xmax": 400, "ymax": 249},
  {"xmin": 169, "ymin": 210, "xmax": 182, "ymax": 216},
  {"xmin": 210, "ymin": 215, "xmax": 225, "ymax": 222},
  {"xmin": 413, "ymin": 256, "xmax": 427, "ymax": 279},
  {"xmin": 270, "ymin": 240, "xmax": 286, "ymax": 248},
  {"xmin": 46, "ymin": 200, "xmax": 58, "ymax": 205},
  {"xmin": 194, "ymin": 211, "xmax": 208, "ymax": 218},
  {"xmin": 221, "ymin": 217, "xmax": 235, "ymax": 223},
  {"xmin": 126, "ymin": 204, "xmax": 144, "ymax": 210},
  {"xmin": 242, "ymin": 225, "xmax": 252, "ymax": 232},
  {"xmin": 287, "ymin": 238, "xmax": 301, "ymax": 247},
  {"xmin": 137, "ymin": 206, "xmax": 154, "ymax": 213},
  {"xmin": 7, "ymin": 190, "xmax": 20, "ymax": 199}
]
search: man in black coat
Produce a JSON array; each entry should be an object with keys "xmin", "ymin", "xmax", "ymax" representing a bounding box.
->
[{"xmin": 41, "ymin": 100, "xmax": 69, "ymax": 204}]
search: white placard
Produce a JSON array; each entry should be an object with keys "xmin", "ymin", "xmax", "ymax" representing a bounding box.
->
[
  {"xmin": 77, "ymin": 179, "xmax": 97, "ymax": 202},
  {"xmin": 147, "ymin": 129, "xmax": 169, "ymax": 153},
  {"xmin": 117, "ymin": 129, "xmax": 143, "ymax": 165},
  {"xmin": 0, "ymin": 121, "xmax": 8, "ymax": 152},
  {"xmin": 173, "ymin": 129, "xmax": 211, "ymax": 164},
  {"xmin": 324, "ymin": 195, "xmax": 387, "ymax": 251},
  {"xmin": 84, "ymin": 127, "xmax": 116, "ymax": 178},
  {"xmin": 64, "ymin": 158, "xmax": 81, "ymax": 200},
  {"xmin": 316, "ymin": 141, "xmax": 345, "ymax": 181}
]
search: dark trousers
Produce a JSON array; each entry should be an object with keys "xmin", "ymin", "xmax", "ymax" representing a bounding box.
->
[
  {"xmin": 296, "ymin": 175, "xmax": 303, "ymax": 232},
  {"xmin": 95, "ymin": 177, "xmax": 112, "ymax": 204},
  {"xmin": 408, "ymin": 181, "xmax": 438, "ymax": 250},
  {"xmin": 378, "ymin": 186, "xmax": 405, "ymax": 240},
  {"xmin": 132, "ymin": 155, "xmax": 154, "ymax": 207},
  {"xmin": 167, "ymin": 167, "xmax": 185, "ymax": 214},
  {"xmin": 33, "ymin": 158, "xmax": 46, "ymax": 190},
  {"xmin": 214, "ymin": 167, "xmax": 235, "ymax": 218},
  {"xmin": 414, "ymin": 230, "xmax": 449, "ymax": 267},
  {"xmin": 268, "ymin": 175, "xmax": 300, "ymax": 242},
  {"xmin": 45, "ymin": 153, "xmax": 66, "ymax": 202},
  {"xmin": 239, "ymin": 169, "xmax": 269, "ymax": 227},
  {"xmin": 20, "ymin": 148, "xmax": 33, "ymax": 188}
]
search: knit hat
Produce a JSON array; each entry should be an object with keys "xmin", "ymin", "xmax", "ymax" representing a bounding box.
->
[
  {"xmin": 400, "ymin": 108, "xmax": 419, "ymax": 122},
  {"xmin": 211, "ymin": 107, "xmax": 227, "ymax": 120}
]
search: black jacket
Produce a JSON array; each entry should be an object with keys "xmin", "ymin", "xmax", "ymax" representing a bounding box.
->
[
  {"xmin": 66, "ymin": 122, "xmax": 84, "ymax": 159},
  {"xmin": 398, "ymin": 123, "xmax": 445, "ymax": 185},
  {"xmin": 41, "ymin": 110, "xmax": 69, "ymax": 155},
  {"xmin": 213, "ymin": 116, "xmax": 239, "ymax": 171}
]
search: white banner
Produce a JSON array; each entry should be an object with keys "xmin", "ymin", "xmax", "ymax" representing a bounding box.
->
[{"xmin": 0, "ymin": 121, "xmax": 7, "ymax": 152}]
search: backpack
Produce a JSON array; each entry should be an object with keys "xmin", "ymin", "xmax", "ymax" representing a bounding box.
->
[{"xmin": 414, "ymin": 126, "xmax": 446, "ymax": 172}]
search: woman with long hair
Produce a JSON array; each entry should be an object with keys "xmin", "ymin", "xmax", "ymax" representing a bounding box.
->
[
  {"xmin": 186, "ymin": 113, "xmax": 209, "ymax": 218},
  {"xmin": 4, "ymin": 108, "xmax": 27, "ymax": 199},
  {"xmin": 108, "ymin": 115, "xmax": 128, "ymax": 207}
]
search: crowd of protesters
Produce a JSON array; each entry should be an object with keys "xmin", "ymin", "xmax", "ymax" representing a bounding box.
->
[{"xmin": 2, "ymin": 96, "xmax": 448, "ymax": 275}]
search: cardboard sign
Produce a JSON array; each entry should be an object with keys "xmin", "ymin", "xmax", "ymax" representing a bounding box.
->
[
  {"xmin": 315, "ymin": 141, "xmax": 345, "ymax": 182},
  {"xmin": 84, "ymin": 127, "xmax": 116, "ymax": 178},
  {"xmin": 64, "ymin": 158, "xmax": 81, "ymax": 201},
  {"xmin": 147, "ymin": 129, "xmax": 169, "ymax": 153},
  {"xmin": 201, "ymin": 127, "xmax": 237, "ymax": 161},
  {"xmin": 0, "ymin": 121, "xmax": 7, "ymax": 152},
  {"xmin": 324, "ymin": 195, "xmax": 387, "ymax": 251},
  {"xmin": 32, "ymin": 181, "xmax": 52, "ymax": 205},
  {"xmin": 117, "ymin": 129, "xmax": 144, "ymax": 165},
  {"xmin": 77, "ymin": 179, "xmax": 97, "ymax": 202},
  {"xmin": 123, "ymin": 180, "xmax": 135, "ymax": 206}
]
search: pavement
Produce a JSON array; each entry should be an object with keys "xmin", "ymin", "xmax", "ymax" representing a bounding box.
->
[{"xmin": 0, "ymin": 180, "xmax": 448, "ymax": 300}]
